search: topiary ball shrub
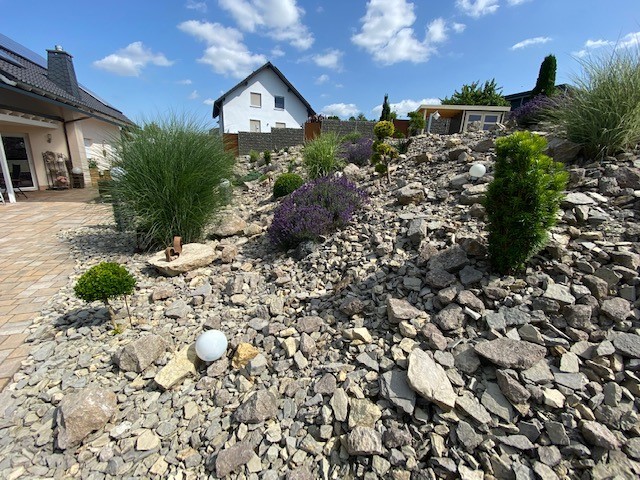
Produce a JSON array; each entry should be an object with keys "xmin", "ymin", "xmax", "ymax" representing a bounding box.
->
[
  {"xmin": 273, "ymin": 173, "xmax": 304, "ymax": 198},
  {"xmin": 74, "ymin": 262, "xmax": 137, "ymax": 330},
  {"xmin": 268, "ymin": 175, "xmax": 368, "ymax": 250},
  {"xmin": 374, "ymin": 121, "xmax": 394, "ymax": 140},
  {"xmin": 485, "ymin": 131, "xmax": 568, "ymax": 274},
  {"xmin": 339, "ymin": 138, "xmax": 374, "ymax": 166}
]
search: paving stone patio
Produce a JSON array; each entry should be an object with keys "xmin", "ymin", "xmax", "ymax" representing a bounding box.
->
[{"xmin": 0, "ymin": 188, "xmax": 112, "ymax": 390}]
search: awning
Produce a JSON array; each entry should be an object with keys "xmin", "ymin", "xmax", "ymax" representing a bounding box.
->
[{"xmin": 0, "ymin": 109, "xmax": 60, "ymax": 129}]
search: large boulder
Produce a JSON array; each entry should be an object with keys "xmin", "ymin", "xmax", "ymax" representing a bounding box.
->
[
  {"xmin": 149, "ymin": 243, "xmax": 217, "ymax": 277},
  {"xmin": 114, "ymin": 335, "xmax": 167, "ymax": 373},
  {"xmin": 56, "ymin": 387, "xmax": 117, "ymax": 449},
  {"xmin": 211, "ymin": 213, "xmax": 247, "ymax": 238}
]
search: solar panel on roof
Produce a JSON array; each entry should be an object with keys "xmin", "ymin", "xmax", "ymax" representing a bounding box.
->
[
  {"xmin": 0, "ymin": 50, "xmax": 23, "ymax": 68},
  {"xmin": 0, "ymin": 33, "xmax": 46, "ymax": 67}
]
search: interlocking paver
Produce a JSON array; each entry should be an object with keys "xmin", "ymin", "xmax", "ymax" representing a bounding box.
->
[{"xmin": 0, "ymin": 188, "xmax": 111, "ymax": 390}]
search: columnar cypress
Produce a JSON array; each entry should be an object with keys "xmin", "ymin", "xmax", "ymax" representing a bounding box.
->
[
  {"xmin": 380, "ymin": 94, "xmax": 391, "ymax": 121},
  {"xmin": 532, "ymin": 55, "xmax": 557, "ymax": 96}
]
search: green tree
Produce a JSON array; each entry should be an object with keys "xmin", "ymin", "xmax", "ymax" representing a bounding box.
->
[
  {"xmin": 356, "ymin": 113, "xmax": 368, "ymax": 121},
  {"xmin": 532, "ymin": 55, "xmax": 557, "ymax": 96},
  {"xmin": 380, "ymin": 94, "xmax": 392, "ymax": 121},
  {"xmin": 484, "ymin": 132, "xmax": 568, "ymax": 274},
  {"xmin": 441, "ymin": 79, "xmax": 509, "ymax": 106},
  {"xmin": 407, "ymin": 111, "xmax": 426, "ymax": 135}
]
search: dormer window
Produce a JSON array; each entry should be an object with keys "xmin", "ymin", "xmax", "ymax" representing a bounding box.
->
[{"xmin": 274, "ymin": 96, "xmax": 285, "ymax": 110}]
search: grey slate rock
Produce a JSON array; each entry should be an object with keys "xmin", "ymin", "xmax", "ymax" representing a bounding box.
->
[
  {"xmin": 481, "ymin": 382, "xmax": 515, "ymax": 423},
  {"xmin": 114, "ymin": 335, "xmax": 167, "ymax": 373},
  {"xmin": 612, "ymin": 332, "xmax": 640, "ymax": 358},
  {"xmin": 165, "ymin": 300, "xmax": 190, "ymax": 319},
  {"xmin": 234, "ymin": 391, "xmax": 278, "ymax": 424},
  {"xmin": 347, "ymin": 427, "xmax": 384, "ymax": 455},
  {"xmin": 425, "ymin": 268, "xmax": 456, "ymax": 289},
  {"xmin": 455, "ymin": 392, "xmax": 492, "ymax": 424},
  {"xmin": 407, "ymin": 348, "xmax": 456, "ymax": 410},
  {"xmin": 427, "ymin": 245, "xmax": 469, "ymax": 273},
  {"xmin": 453, "ymin": 343, "xmax": 481, "ymax": 374},
  {"xmin": 499, "ymin": 435, "xmax": 535, "ymax": 450},
  {"xmin": 379, "ymin": 370, "xmax": 416, "ymax": 415},
  {"xmin": 546, "ymin": 421, "xmax": 570, "ymax": 446},
  {"xmin": 387, "ymin": 298, "xmax": 423, "ymax": 324},
  {"xmin": 580, "ymin": 421, "xmax": 620, "ymax": 449},
  {"xmin": 496, "ymin": 369, "xmax": 531, "ymax": 404},
  {"xmin": 456, "ymin": 421, "xmax": 483, "ymax": 452},
  {"xmin": 600, "ymin": 297, "xmax": 631, "ymax": 322},
  {"xmin": 474, "ymin": 338, "xmax": 547, "ymax": 370},
  {"xmin": 434, "ymin": 303, "xmax": 465, "ymax": 331},
  {"xmin": 543, "ymin": 283, "xmax": 575, "ymax": 305},
  {"xmin": 215, "ymin": 441, "xmax": 255, "ymax": 477}
]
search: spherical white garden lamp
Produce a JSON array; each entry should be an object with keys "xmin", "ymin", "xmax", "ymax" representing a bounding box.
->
[
  {"xmin": 469, "ymin": 163, "xmax": 487, "ymax": 179},
  {"xmin": 195, "ymin": 330, "xmax": 228, "ymax": 362}
]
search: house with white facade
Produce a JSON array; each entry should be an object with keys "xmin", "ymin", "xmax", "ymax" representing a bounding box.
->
[
  {"xmin": 212, "ymin": 62, "xmax": 315, "ymax": 134},
  {"xmin": 0, "ymin": 34, "xmax": 133, "ymax": 203}
]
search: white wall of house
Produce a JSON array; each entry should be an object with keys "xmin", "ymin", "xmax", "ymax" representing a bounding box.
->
[
  {"xmin": 81, "ymin": 118, "xmax": 120, "ymax": 172},
  {"xmin": 220, "ymin": 68, "xmax": 309, "ymax": 133}
]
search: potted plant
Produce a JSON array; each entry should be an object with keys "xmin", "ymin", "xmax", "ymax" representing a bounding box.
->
[{"xmin": 88, "ymin": 159, "xmax": 100, "ymax": 187}]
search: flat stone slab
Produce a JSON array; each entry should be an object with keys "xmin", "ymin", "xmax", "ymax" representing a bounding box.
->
[
  {"xmin": 149, "ymin": 243, "xmax": 217, "ymax": 277},
  {"xmin": 407, "ymin": 348, "xmax": 456, "ymax": 410},
  {"xmin": 475, "ymin": 338, "xmax": 547, "ymax": 370},
  {"xmin": 154, "ymin": 344, "xmax": 200, "ymax": 390}
]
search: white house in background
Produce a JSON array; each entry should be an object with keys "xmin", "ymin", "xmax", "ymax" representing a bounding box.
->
[{"xmin": 212, "ymin": 62, "xmax": 315, "ymax": 134}]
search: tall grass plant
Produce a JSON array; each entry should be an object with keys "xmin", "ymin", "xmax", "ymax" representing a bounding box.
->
[
  {"xmin": 113, "ymin": 114, "xmax": 234, "ymax": 250},
  {"xmin": 547, "ymin": 48, "xmax": 640, "ymax": 158},
  {"xmin": 303, "ymin": 133, "xmax": 343, "ymax": 179}
]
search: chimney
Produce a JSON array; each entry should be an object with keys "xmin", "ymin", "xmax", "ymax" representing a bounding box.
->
[{"xmin": 47, "ymin": 45, "xmax": 80, "ymax": 98}]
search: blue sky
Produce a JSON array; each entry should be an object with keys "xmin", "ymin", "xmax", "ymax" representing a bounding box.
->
[{"xmin": 3, "ymin": 0, "xmax": 639, "ymax": 125}]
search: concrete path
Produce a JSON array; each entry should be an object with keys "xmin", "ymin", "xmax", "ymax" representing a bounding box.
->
[{"xmin": 0, "ymin": 188, "xmax": 112, "ymax": 390}]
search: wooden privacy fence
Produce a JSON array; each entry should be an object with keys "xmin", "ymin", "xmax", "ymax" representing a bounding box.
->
[
  {"xmin": 304, "ymin": 122, "xmax": 321, "ymax": 141},
  {"xmin": 223, "ymin": 133, "xmax": 239, "ymax": 157}
]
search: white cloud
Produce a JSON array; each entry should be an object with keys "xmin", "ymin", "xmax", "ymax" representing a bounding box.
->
[
  {"xmin": 313, "ymin": 49, "xmax": 343, "ymax": 70},
  {"xmin": 271, "ymin": 46, "xmax": 285, "ymax": 58},
  {"xmin": 506, "ymin": 0, "xmax": 531, "ymax": 5},
  {"xmin": 371, "ymin": 97, "xmax": 441, "ymax": 118},
  {"xmin": 315, "ymin": 74, "xmax": 330, "ymax": 85},
  {"xmin": 186, "ymin": 0, "xmax": 207, "ymax": 12},
  {"xmin": 218, "ymin": 0, "xmax": 314, "ymax": 50},
  {"xmin": 177, "ymin": 79, "xmax": 193, "ymax": 85},
  {"xmin": 456, "ymin": 0, "xmax": 499, "ymax": 18},
  {"xmin": 573, "ymin": 31, "xmax": 640, "ymax": 58},
  {"xmin": 351, "ymin": 1, "xmax": 448, "ymax": 65},
  {"xmin": 188, "ymin": 90, "xmax": 199, "ymax": 100},
  {"xmin": 452, "ymin": 22, "xmax": 466, "ymax": 33},
  {"xmin": 321, "ymin": 103, "xmax": 359, "ymax": 119},
  {"xmin": 93, "ymin": 42, "xmax": 173, "ymax": 76},
  {"xmin": 178, "ymin": 20, "xmax": 267, "ymax": 78},
  {"xmin": 204, "ymin": 98, "xmax": 216, "ymax": 105},
  {"xmin": 510, "ymin": 36, "xmax": 552, "ymax": 50}
]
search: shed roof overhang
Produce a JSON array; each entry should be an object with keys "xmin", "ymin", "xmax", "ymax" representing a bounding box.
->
[{"xmin": 416, "ymin": 104, "xmax": 511, "ymax": 118}]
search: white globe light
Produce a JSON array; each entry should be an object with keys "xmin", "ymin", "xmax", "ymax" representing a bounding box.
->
[
  {"xmin": 71, "ymin": 167, "xmax": 83, "ymax": 175},
  {"xmin": 195, "ymin": 330, "xmax": 228, "ymax": 362},
  {"xmin": 469, "ymin": 163, "xmax": 486, "ymax": 178}
]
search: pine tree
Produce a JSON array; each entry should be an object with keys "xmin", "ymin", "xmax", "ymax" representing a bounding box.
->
[
  {"xmin": 380, "ymin": 94, "xmax": 391, "ymax": 121},
  {"xmin": 532, "ymin": 55, "xmax": 557, "ymax": 96}
]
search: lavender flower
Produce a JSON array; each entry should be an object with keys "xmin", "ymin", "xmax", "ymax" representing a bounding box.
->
[{"xmin": 339, "ymin": 138, "xmax": 373, "ymax": 166}]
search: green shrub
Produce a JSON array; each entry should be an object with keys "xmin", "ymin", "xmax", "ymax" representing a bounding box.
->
[
  {"xmin": 532, "ymin": 54, "xmax": 557, "ymax": 97},
  {"xmin": 374, "ymin": 162, "xmax": 388, "ymax": 175},
  {"xmin": 303, "ymin": 133, "xmax": 343, "ymax": 179},
  {"xmin": 441, "ymin": 79, "xmax": 509, "ymax": 106},
  {"xmin": 380, "ymin": 94, "xmax": 392, "ymax": 121},
  {"xmin": 408, "ymin": 111, "xmax": 426, "ymax": 135},
  {"xmin": 546, "ymin": 49, "xmax": 640, "ymax": 158},
  {"xmin": 112, "ymin": 114, "xmax": 234, "ymax": 250},
  {"xmin": 264, "ymin": 150, "xmax": 271, "ymax": 165},
  {"xmin": 374, "ymin": 121, "xmax": 395, "ymax": 140},
  {"xmin": 393, "ymin": 131, "xmax": 405, "ymax": 138},
  {"xmin": 74, "ymin": 262, "xmax": 136, "ymax": 330},
  {"xmin": 249, "ymin": 150, "xmax": 260, "ymax": 162},
  {"xmin": 485, "ymin": 131, "xmax": 568, "ymax": 274},
  {"xmin": 273, "ymin": 173, "xmax": 304, "ymax": 198}
]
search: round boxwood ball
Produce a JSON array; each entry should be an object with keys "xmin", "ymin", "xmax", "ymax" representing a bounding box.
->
[{"xmin": 273, "ymin": 173, "xmax": 304, "ymax": 198}]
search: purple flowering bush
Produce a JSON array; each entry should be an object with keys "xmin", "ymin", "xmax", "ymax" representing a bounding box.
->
[
  {"xmin": 268, "ymin": 175, "xmax": 368, "ymax": 249},
  {"xmin": 339, "ymin": 138, "xmax": 373, "ymax": 166},
  {"xmin": 510, "ymin": 95, "xmax": 554, "ymax": 127}
]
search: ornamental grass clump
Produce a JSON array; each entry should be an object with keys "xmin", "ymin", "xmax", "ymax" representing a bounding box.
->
[
  {"xmin": 74, "ymin": 262, "xmax": 136, "ymax": 331},
  {"xmin": 303, "ymin": 133, "xmax": 343, "ymax": 179},
  {"xmin": 113, "ymin": 114, "xmax": 234, "ymax": 250},
  {"xmin": 268, "ymin": 175, "xmax": 368, "ymax": 249},
  {"xmin": 485, "ymin": 132, "xmax": 568, "ymax": 274},
  {"xmin": 546, "ymin": 48, "xmax": 640, "ymax": 158}
]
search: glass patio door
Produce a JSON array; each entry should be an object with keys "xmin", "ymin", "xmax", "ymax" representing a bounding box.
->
[{"xmin": 1, "ymin": 134, "xmax": 37, "ymax": 190}]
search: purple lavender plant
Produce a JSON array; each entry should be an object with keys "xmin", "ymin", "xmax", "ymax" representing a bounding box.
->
[
  {"xmin": 268, "ymin": 175, "xmax": 368, "ymax": 249},
  {"xmin": 339, "ymin": 138, "xmax": 373, "ymax": 166},
  {"xmin": 510, "ymin": 95, "xmax": 554, "ymax": 127}
]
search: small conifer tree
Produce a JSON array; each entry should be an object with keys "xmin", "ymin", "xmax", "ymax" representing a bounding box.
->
[
  {"xmin": 485, "ymin": 132, "xmax": 568, "ymax": 274},
  {"xmin": 532, "ymin": 55, "xmax": 557, "ymax": 96},
  {"xmin": 380, "ymin": 94, "xmax": 392, "ymax": 121}
]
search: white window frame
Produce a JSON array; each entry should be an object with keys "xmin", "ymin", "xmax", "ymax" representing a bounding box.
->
[
  {"xmin": 274, "ymin": 96, "xmax": 285, "ymax": 110},
  {"xmin": 274, "ymin": 122, "xmax": 286, "ymax": 129},
  {"xmin": 464, "ymin": 111, "xmax": 503, "ymax": 131},
  {"xmin": 250, "ymin": 92, "xmax": 262, "ymax": 108},
  {"xmin": 250, "ymin": 119, "xmax": 261, "ymax": 132}
]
